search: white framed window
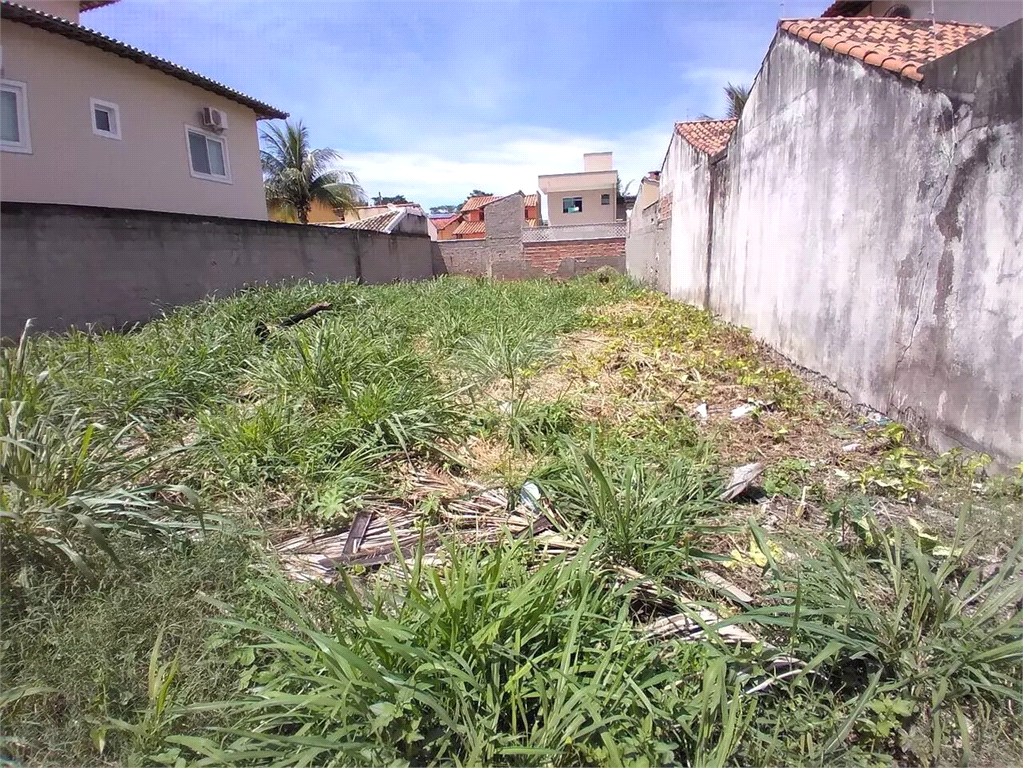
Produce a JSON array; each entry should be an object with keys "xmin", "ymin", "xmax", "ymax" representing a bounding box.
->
[
  {"xmin": 184, "ymin": 124, "xmax": 231, "ymax": 183},
  {"xmin": 90, "ymin": 98, "xmax": 121, "ymax": 140},
  {"xmin": 601, "ymin": 193, "xmax": 611, "ymax": 205},
  {"xmin": 562, "ymin": 196, "xmax": 582, "ymax": 214},
  {"xmin": 1, "ymin": 79, "xmax": 31, "ymax": 154}
]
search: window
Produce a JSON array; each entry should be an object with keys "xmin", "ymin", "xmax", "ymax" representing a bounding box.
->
[
  {"xmin": 185, "ymin": 125, "xmax": 231, "ymax": 183},
  {"xmin": 1, "ymin": 79, "xmax": 31, "ymax": 154},
  {"xmin": 90, "ymin": 98, "xmax": 121, "ymax": 139},
  {"xmin": 562, "ymin": 196, "xmax": 583, "ymax": 214},
  {"xmin": 601, "ymin": 193, "xmax": 611, "ymax": 205}
]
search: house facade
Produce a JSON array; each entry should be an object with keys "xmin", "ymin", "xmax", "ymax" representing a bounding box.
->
[
  {"xmin": 821, "ymin": 0, "xmax": 1020, "ymax": 28},
  {"xmin": 538, "ymin": 152, "xmax": 619, "ymax": 226},
  {"xmin": 0, "ymin": 0, "xmax": 287, "ymax": 220}
]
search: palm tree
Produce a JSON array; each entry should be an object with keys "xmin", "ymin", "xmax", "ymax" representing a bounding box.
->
[
  {"xmin": 260, "ymin": 120, "xmax": 365, "ymax": 224},
  {"xmin": 699, "ymin": 82, "xmax": 751, "ymax": 121}
]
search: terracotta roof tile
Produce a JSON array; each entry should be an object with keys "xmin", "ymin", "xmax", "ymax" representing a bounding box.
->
[
  {"xmin": 431, "ymin": 215, "xmax": 459, "ymax": 231},
  {"xmin": 453, "ymin": 219, "xmax": 486, "ymax": 236},
  {"xmin": 523, "ymin": 193, "xmax": 539, "ymax": 208},
  {"xmin": 460, "ymin": 195, "xmax": 495, "ymax": 212},
  {"xmin": 0, "ymin": 1, "xmax": 287, "ymax": 118},
  {"xmin": 778, "ymin": 17, "xmax": 992, "ymax": 81},
  {"xmin": 674, "ymin": 119, "xmax": 737, "ymax": 155}
]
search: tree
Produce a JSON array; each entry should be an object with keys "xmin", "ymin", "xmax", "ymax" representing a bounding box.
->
[
  {"xmin": 430, "ymin": 204, "xmax": 460, "ymax": 214},
  {"xmin": 699, "ymin": 82, "xmax": 751, "ymax": 121},
  {"xmin": 616, "ymin": 178, "xmax": 637, "ymax": 201},
  {"xmin": 372, "ymin": 194, "xmax": 409, "ymax": 205},
  {"xmin": 260, "ymin": 120, "xmax": 365, "ymax": 224},
  {"xmin": 468, "ymin": 189, "xmax": 493, "ymax": 198}
]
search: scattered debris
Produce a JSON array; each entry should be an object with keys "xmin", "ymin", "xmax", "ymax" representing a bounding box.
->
[
  {"xmin": 842, "ymin": 441, "xmax": 862, "ymax": 452},
  {"xmin": 701, "ymin": 570, "xmax": 754, "ymax": 604},
  {"xmin": 255, "ymin": 301, "xmax": 333, "ymax": 342},
  {"xmin": 730, "ymin": 403, "xmax": 758, "ymax": 420},
  {"xmin": 720, "ymin": 462, "xmax": 764, "ymax": 502},
  {"xmin": 695, "ymin": 402, "xmax": 709, "ymax": 422}
]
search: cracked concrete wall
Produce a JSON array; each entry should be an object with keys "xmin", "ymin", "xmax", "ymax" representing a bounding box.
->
[{"xmin": 708, "ymin": 26, "xmax": 1022, "ymax": 465}]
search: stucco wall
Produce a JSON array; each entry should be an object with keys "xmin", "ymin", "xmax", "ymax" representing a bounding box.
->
[
  {"xmin": 1, "ymin": 203, "xmax": 435, "ymax": 336},
  {"xmin": 0, "ymin": 20, "xmax": 269, "ymax": 220},
  {"xmin": 546, "ymin": 187, "xmax": 618, "ymax": 226},
  {"xmin": 663, "ymin": 133, "xmax": 715, "ymax": 306},
  {"xmin": 707, "ymin": 27, "xmax": 1022, "ymax": 464}
]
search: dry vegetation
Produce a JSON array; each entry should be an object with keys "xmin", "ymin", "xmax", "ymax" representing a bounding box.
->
[{"xmin": 2, "ymin": 274, "xmax": 1020, "ymax": 767}]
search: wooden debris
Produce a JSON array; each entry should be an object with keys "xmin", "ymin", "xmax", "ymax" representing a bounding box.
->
[{"xmin": 255, "ymin": 301, "xmax": 333, "ymax": 342}]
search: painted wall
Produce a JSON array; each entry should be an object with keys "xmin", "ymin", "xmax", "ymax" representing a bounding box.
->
[
  {"xmin": 547, "ymin": 187, "xmax": 618, "ymax": 226},
  {"xmin": 0, "ymin": 20, "xmax": 269, "ymax": 220},
  {"xmin": 626, "ymin": 23, "xmax": 1022, "ymax": 466},
  {"xmin": 1, "ymin": 203, "xmax": 435, "ymax": 335}
]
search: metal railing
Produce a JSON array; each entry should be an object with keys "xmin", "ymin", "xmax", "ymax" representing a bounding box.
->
[{"xmin": 522, "ymin": 220, "xmax": 626, "ymax": 242}]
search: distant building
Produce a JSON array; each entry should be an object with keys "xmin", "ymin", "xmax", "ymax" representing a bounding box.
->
[
  {"xmin": 538, "ymin": 152, "xmax": 620, "ymax": 227},
  {"xmin": 436, "ymin": 193, "xmax": 540, "ymax": 240}
]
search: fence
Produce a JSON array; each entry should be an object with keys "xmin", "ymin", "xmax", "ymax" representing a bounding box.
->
[{"xmin": 522, "ymin": 221, "xmax": 626, "ymax": 242}]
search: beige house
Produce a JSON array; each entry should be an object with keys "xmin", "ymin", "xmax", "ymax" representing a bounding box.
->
[
  {"xmin": 538, "ymin": 152, "xmax": 619, "ymax": 226},
  {"xmin": 821, "ymin": 0, "xmax": 1020, "ymax": 27},
  {"xmin": 0, "ymin": 0, "xmax": 287, "ymax": 220}
]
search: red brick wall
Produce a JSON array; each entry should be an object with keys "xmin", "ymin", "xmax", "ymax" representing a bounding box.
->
[{"xmin": 523, "ymin": 238, "xmax": 625, "ymax": 274}]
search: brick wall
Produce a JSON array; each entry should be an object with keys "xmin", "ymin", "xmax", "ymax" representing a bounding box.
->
[{"xmin": 522, "ymin": 238, "xmax": 626, "ymax": 275}]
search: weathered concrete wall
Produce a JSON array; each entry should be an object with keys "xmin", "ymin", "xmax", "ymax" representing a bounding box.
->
[
  {"xmin": 625, "ymin": 202, "xmax": 671, "ymax": 293},
  {"xmin": 1, "ymin": 202, "xmax": 435, "ymax": 335},
  {"xmin": 664, "ymin": 131, "xmax": 715, "ymax": 306},
  {"xmin": 707, "ymin": 24, "xmax": 1022, "ymax": 464}
]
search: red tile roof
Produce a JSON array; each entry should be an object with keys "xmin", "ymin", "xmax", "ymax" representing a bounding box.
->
[
  {"xmin": 674, "ymin": 119, "xmax": 737, "ymax": 155},
  {"xmin": 460, "ymin": 195, "xmax": 495, "ymax": 212},
  {"xmin": 453, "ymin": 219, "xmax": 486, "ymax": 236},
  {"xmin": 523, "ymin": 193, "xmax": 539, "ymax": 208},
  {"xmin": 0, "ymin": 2, "xmax": 287, "ymax": 118},
  {"xmin": 431, "ymin": 215, "xmax": 458, "ymax": 231},
  {"xmin": 779, "ymin": 17, "xmax": 993, "ymax": 81}
]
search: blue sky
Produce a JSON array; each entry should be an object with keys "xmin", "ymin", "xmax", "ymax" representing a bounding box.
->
[{"xmin": 85, "ymin": 0, "xmax": 825, "ymax": 210}]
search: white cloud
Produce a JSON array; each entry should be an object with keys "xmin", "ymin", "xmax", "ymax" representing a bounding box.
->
[{"xmin": 343, "ymin": 123, "xmax": 671, "ymax": 212}]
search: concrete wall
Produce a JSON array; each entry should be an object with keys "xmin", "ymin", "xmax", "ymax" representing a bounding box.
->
[
  {"xmin": 663, "ymin": 131, "xmax": 716, "ymax": 306},
  {"xmin": 626, "ymin": 22, "xmax": 1022, "ymax": 465},
  {"xmin": 0, "ymin": 19, "xmax": 269, "ymax": 220},
  {"xmin": 1, "ymin": 203, "xmax": 435, "ymax": 335},
  {"xmin": 625, "ymin": 201, "xmax": 671, "ymax": 294}
]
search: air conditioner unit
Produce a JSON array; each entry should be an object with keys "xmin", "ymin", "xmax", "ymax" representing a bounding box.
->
[{"xmin": 201, "ymin": 107, "xmax": 228, "ymax": 131}]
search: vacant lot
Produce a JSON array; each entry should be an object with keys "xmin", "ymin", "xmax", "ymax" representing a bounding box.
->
[{"xmin": 2, "ymin": 275, "xmax": 1020, "ymax": 767}]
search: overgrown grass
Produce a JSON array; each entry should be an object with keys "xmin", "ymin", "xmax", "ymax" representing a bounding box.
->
[{"xmin": 2, "ymin": 274, "xmax": 1020, "ymax": 767}]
